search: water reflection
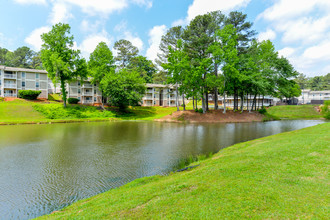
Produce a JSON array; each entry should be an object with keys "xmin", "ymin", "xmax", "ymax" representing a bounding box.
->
[{"xmin": 0, "ymin": 120, "xmax": 324, "ymax": 219}]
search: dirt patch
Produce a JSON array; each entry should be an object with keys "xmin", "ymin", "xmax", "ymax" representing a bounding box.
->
[{"xmin": 155, "ymin": 110, "xmax": 265, "ymax": 123}]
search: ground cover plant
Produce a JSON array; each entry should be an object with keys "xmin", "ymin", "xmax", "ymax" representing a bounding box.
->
[
  {"xmin": 321, "ymin": 100, "xmax": 330, "ymax": 120},
  {"xmin": 39, "ymin": 122, "xmax": 329, "ymax": 219}
]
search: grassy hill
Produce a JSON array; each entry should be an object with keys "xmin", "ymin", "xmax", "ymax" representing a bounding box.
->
[{"xmin": 39, "ymin": 122, "xmax": 329, "ymax": 219}]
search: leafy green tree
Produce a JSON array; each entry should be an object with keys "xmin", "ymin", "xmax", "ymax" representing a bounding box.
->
[
  {"xmin": 128, "ymin": 55, "xmax": 156, "ymax": 83},
  {"xmin": 101, "ymin": 68, "xmax": 146, "ymax": 110},
  {"xmin": 40, "ymin": 23, "xmax": 87, "ymax": 107},
  {"xmin": 113, "ymin": 39, "xmax": 138, "ymax": 68},
  {"xmin": 31, "ymin": 51, "xmax": 43, "ymax": 69},
  {"xmin": 12, "ymin": 46, "xmax": 34, "ymax": 68},
  {"xmin": 0, "ymin": 47, "xmax": 9, "ymax": 65},
  {"xmin": 294, "ymin": 73, "xmax": 309, "ymax": 90},
  {"xmin": 88, "ymin": 42, "xmax": 115, "ymax": 108}
]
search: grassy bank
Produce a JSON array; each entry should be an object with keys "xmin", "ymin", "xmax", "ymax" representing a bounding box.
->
[
  {"xmin": 0, "ymin": 99, "xmax": 178, "ymax": 125},
  {"xmin": 39, "ymin": 123, "xmax": 329, "ymax": 219},
  {"xmin": 266, "ymin": 105, "xmax": 322, "ymax": 119}
]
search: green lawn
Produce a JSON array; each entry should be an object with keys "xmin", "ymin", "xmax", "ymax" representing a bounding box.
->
[
  {"xmin": 0, "ymin": 99, "xmax": 178, "ymax": 124},
  {"xmin": 39, "ymin": 123, "xmax": 329, "ymax": 219},
  {"xmin": 267, "ymin": 105, "xmax": 322, "ymax": 119}
]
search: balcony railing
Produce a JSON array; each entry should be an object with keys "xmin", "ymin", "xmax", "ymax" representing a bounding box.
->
[
  {"xmin": 4, "ymin": 74, "xmax": 16, "ymax": 79},
  {"xmin": 4, "ymin": 93, "xmax": 17, "ymax": 97},
  {"xmin": 4, "ymin": 84, "xmax": 16, "ymax": 88},
  {"xmin": 82, "ymin": 84, "xmax": 92, "ymax": 88},
  {"xmin": 82, "ymin": 92, "xmax": 93, "ymax": 96},
  {"xmin": 83, "ymin": 100, "xmax": 93, "ymax": 104}
]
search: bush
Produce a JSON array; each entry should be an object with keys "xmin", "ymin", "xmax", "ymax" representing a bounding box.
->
[
  {"xmin": 198, "ymin": 108, "xmax": 203, "ymax": 113},
  {"xmin": 68, "ymin": 98, "xmax": 79, "ymax": 104},
  {"xmin": 18, "ymin": 90, "xmax": 41, "ymax": 100},
  {"xmin": 0, "ymin": 97, "xmax": 4, "ymax": 102},
  {"xmin": 194, "ymin": 108, "xmax": 198, "ymax": 113},
  {"xmin": 321, "ymin": 101, "xmax": 330, "ymax": 120},
  {"xmin": 258, "ymin": 106, "xmax": 267, "ymax": 114}
]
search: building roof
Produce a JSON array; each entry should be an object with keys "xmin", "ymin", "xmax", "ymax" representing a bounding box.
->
[{"xmin": 0, "ymin": 65, "xmax": 47, "ymax": 74}]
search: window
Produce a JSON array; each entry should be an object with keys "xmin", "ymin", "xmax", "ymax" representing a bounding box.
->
[
  {"xmin": 22, "ymin": 72, "xmax": 25, "ymax": 78},
  {"xmin": 94, "ymin": 97, "xmax": 96, "ymax": 102},
  {"xmin": 78, "ymin": 97, "xmax": 80, "ymax": 100},
  {"xmin": 78, "ymin": 89, "xmax": 81, "ymax": 94},
  {"xmin": 78, "ymin": 81, "xmax": 81, "ymax": 86},
  {"xmin": 36, "ymin": 73, "xmax": 39, "ymax": 79},
  {"xmin": 22, "ymin": 81, "xmax": 25, "ymax": 87},
  {"xmin": 36, "ymin": 82, "xmax": 39, "ymax": 88},
  {"xmin": 94, "ymin": 84, "xmax": 96, "ymax": 86},
  {"xmin": 94, "ymin": 89, "xmax": 96, "ymax": 94}
]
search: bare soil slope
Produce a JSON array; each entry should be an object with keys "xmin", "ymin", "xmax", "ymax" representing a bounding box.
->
[{"xmin": 155, "ymin": 110, "xmax": 264, "ymax": 123}]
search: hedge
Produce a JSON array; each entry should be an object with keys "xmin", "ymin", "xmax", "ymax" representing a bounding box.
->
[
  {"xmin": 18, "ymin": 90, "xmax": 42, "ymax": 100},
  {"xmin": 68, "ymin": 98, "xmax": 80, "ymax": 104}
]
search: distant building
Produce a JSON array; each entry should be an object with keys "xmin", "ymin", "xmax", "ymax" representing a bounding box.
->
[
  {"xmin": 298, "ymin": 89, "xmax": 330, "ymax": 104},
  {"xmin": 142, "ymin": 84, "xmax": 185, "ymax": 107},
  {"xmin": 0, "ymin": 65, "xmax": 48, "ymax": 99}
]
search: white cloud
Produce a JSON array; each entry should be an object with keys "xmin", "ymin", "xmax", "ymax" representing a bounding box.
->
[
  {"xmin": 131, "ymin": 0, "xmax": 152, "ymax": 9},
  {"xmin": 171, "ymin": 19, "xmax": 187, "ymax": 27},
  {"xmin": 14, "ymin": 0, "xmax": 46, "ymax": 5},
  {"xmin": 146, "ymin": 25, "xmax": 167, "ymax": 61},
  {"xmin": 49, "ymin": 2, "xmax": 73, "ymax": 25},
  {"xmin": 61, "ymin": 0, "xmax": 128, "ymax": 16},
  {"xmin": 278, "ymin": 47, "xmax": 295, "ymax": 58},
  {"xmin": 80, "ymin": 20, "xmax": 102, "ymax": 33},
  {"xmin": 79, "ymin": 31, "xmax": 112, "ymax": 58},
  {"xmin": 187, "ymin": 0, "xmax": 251, "ymax": 21},
  {"xmin": 258, "ymin": 29, "xmax": 276, "ymax": 41},
  {"xmin": 24, "ymin": 26, "xmax": 51, "ymax": 51},
  {"xmin": 302, "ymin": 41, "xmax": 330, "ymax": 61}
]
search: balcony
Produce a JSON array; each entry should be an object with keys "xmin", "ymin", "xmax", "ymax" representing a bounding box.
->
[
  {"xmin": 4, "ymin": 74, "xmax": 16, "ymax": 79},
  {"xmin": 81, "ymin": 92, "xmax": 93, "ymax": 96},
  {"xmin": 143, "ymin": 96, "xmax": 153, "ymax": 100},
  {"xmin": 4, "ymin": 93, "xmax": 17, "ymax": 97},
  {"xmin": 4, "ymin": 84, "xmax": 16, "ymax": 89},
  {"xmin": 83, "ymin": 100, "xmax": 93, "ymax": 104},
  {"xmin": 82, "ymin": 84, "xmax": 93, "ymax": 88}
]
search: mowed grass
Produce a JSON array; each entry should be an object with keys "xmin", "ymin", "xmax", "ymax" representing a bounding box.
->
[
  {"xmin": 267, "ymin": 105, "xmax": 322, "ymax": 119},
  {"xmin": 39, "ymin": 123, "xmax": 329, "ymax": 219},
  {"xmin": 0, "ymin": 99, "xmax": 178, "ymax": 124}
]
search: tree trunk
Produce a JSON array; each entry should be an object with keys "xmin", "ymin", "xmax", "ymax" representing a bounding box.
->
[
  {"xmin": 193, "ymin": 96, "xmax": 195, "ymax": 110},
  {"xmin": 202, "ymin": 92, "xmax": 206, "ymax": 114},
  {"xmin": 223, "ymin": 92, "xmax": 226, "ymax": 114},
  {"xmin": 253, "ymin": 94, "xmax": 257, "ymax": 111},
  {"xmin": 262, "ymin": 95, "xmax": 264, "ymax": 108},
  {"xmin": 240, "ymin": 93, "xmax": 244, "ymax": 112},
  {"xmin": 176, "ymin": 83, "xmax": 179, "ymax": 111},
  {"xmin": 214, "ymin": 88, "xmax": 218, "ymax": 110},
  {"xmin": 182, "ymin": 94, "xmax": 185, "ymax": 111},
  {"xmin": 249, "ymin": 94, "xmax": 252, "ymax": 113},
  {"xmin": 60, "ymin": 78, "xmax": 67, "ymax": 108},
  {"xmin": 206, "ymin": 91, "xmax": 209, "ymax": 111}
]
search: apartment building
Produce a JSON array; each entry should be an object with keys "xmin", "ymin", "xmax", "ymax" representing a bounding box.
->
[
  {"xmin": 67, "ymin": 80, "xmax": 103, "ymax": 104},
  {"xmin": 0, "ymin": 65, "xmax": 48, "ymax": 98},
  {"xmin": 142, "ymin": 84, "xmax": 186, "ymax": 107},
  {"xmin": 298, "ymin": 89, "xmax": 330, "ymax": 104}
]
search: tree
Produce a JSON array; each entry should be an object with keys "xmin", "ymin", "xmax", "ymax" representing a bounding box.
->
[
  {"xmin": 40, "ymin": 23, "xmax": 87, "ymax": 107},
  {"xmin": 128, "ymin": 55, "xmax": 156, "ymax": 83},
  {"xmin": 113, "ymin": 39, "xmax": 138, "ymax": 68},
  {"xmin": 294, "ymin": 73, "xmax": 309, "ymax": 90},
  {"xmin": 88, "ymin": 42, "xmax": 115, "ymax": 108},
  {"xmin": 12, "ymin": 46, "xmax": 34, "ymax": 68},
  {"xmin": 0, "ymin": 47, "xmax": 9, "ymax": 65},
  {"xmin": 101, "ymin": 68, "xmax": 146, "ymax": 110}
]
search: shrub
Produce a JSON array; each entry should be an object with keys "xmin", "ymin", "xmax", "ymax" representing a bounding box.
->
[
  {"xmin": 68, "ymin": 98, "xmax": 79, "ymax": 104},
  {"xmin": 321, "ymin": 101, "xmax": 330, "ymax": 120},
  {"xmin": 18, "ymin": 90, "xmax": 41, "ymax": 100},
  {"xmin": 194, "ymin": 108, "xmax": 198, "ymax": 113},
  {"xmin": 198, "ymin": 108, "xmax": 203, "ymax": 113},
  {"xmin": 0, "ymin": 97, "xmax": 4, "ymax": 102},
  {"xmin": 258, "ymin": 106, "xmax": 267, "ymax": 114}
]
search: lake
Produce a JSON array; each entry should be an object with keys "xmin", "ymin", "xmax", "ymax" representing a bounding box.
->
[{"xmin": 0, "ymin": 120, "xmax": 324, "ymax": 219}]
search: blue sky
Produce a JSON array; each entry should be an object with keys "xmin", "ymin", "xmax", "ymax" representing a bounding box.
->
[{"xmin": 0, "ymin": 0, "xmax": 329, "ymax": 77}]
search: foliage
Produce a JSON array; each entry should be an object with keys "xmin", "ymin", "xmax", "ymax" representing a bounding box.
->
[
  {"xmin": 258, "ymin": 106, "xmax": 267, "ymax": 114},
  {"xmin": 67, "ymin": 98, "xmax": 79, "ymax": 104},
  {"xmin": 0, "ymin": 97, "xmax": 4, "ymax": 102},
  {"xmin": 0, "ymin": 46, "xmax": 42, "ymax": 69},
  {"xmin": 48, "ymin": 93, "xmax": 62, "ymax": 101},
  {"xmin": 18, "ymin": 90, "xmax": 42, "ymax": 100},
  {"xmin": 40, "ymin": 123, "xmax": 330, "ymax": 219},
  {"xmin": 294, "ymin": 73, "xmax": 330, "ymax": 91},
  {"xmin": 320, "ymin": 100, "xmax": 330, "ymax": 119},
  {"xmin": 40, "ymin": 23, "xmax": 87, "ymax": 107},
  {"xmin": 101, "ymin": 68, "xmax": 146, "ymax": 110},
  {"xmin": 128, "ymin": 55, "xmax": 156, "ymax": 83},
  {"xmin": 113, "ymin": 39, "xmax": 139, "ymax": 68}
]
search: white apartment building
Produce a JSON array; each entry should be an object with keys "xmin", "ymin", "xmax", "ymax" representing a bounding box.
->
[
  {"xmin": 142, "ymin": 84, "xmax": 186, "ymax": 107},
  {"xmin": 298, "ymin": 89, "xmax": 330, "ymax": 104},
  {"xmin": 0, "ymin": 66, "xmax": 48, "ymax": 98},
  {"xmin": 67, "ymin": 80, "xmax": 103, "ymax": 104}
]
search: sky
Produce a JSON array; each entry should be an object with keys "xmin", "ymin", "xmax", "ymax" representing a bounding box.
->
[{"xmin": 0, "ymin": 0, "xmax": 329, "ymax": 77}]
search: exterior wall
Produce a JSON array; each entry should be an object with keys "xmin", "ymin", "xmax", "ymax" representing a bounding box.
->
[
  {"xmin": 297, "ymin": 89, "xmax": 330, "ymax": 104},
  {"xmin": 141, "ymin": 84, "xmax": 185, "ymax": 107},
  {"xmin": 66, "ymin": 80, "xmax": 102, "ymax": 105},
  {"xmin": 0, "ymin": 66, "xmax": 48, "ymax": 99}
]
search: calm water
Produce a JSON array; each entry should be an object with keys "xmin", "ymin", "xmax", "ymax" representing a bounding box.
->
[{"xmin": 0, "ymin": 120, "xmax": 324, "ymax": 219}]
